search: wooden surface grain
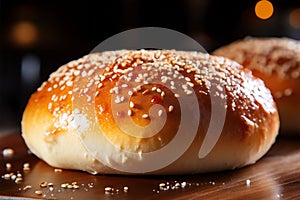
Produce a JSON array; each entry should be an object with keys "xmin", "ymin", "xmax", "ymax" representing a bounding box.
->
[{"xmin": 0, "ymin": 132, "xmax": 299, "ymax": 200}]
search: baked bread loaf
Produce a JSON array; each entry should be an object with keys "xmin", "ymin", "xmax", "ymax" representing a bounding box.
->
[
  {"xmin": 21, "ymin": 50, "xmax": 279, "ymax": 175},
  {"xmin": 213, "ymin": 37, "xmax": 300, "ymax": 134}
]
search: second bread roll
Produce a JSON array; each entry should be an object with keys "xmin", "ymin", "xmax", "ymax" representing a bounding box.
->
[{"xmin": 213, "ymin": 37, "xmax": 300, "ymax": 134}]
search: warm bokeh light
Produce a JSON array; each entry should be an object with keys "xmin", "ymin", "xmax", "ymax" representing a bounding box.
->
[
  {"xmin": 289, "ymin": 8, "xmax": 300, "ymax": 29},
  {"xmin": 11, "ymin": 21, "xmax": 38, "ymax": 46},
  {"xmin": 255, "ymin": 0, "xmax": 274, "ymax": 20}
]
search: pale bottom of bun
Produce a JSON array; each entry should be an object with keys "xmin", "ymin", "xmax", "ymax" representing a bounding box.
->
[{"xmin": 22, "ymin": 110, "xmax": 279, "ymax": 175}]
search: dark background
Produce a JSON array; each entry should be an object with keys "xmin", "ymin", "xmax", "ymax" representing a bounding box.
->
[{"xmin": 1, "ymin": 0, "xmax": 300, "ymax": 132}]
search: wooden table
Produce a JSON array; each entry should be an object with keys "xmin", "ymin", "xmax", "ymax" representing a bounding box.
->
[{"xmin": 0, "ymin": 132, "xmax": 299, "ymax": 199}]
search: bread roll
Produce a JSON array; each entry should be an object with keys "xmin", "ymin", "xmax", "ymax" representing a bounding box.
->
[
  {"xmin": 213, "ymin": 37, "xmax": 300, "ymax": 134},
  {"xmin": 21, "ymin": 50, "xmax": 279, "ymax": 175}
]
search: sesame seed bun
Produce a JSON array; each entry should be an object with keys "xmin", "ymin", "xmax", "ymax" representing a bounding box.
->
[
  {"xmin": 21, "ymin": 50, "xmax": 279, "ymax": 175},
  {"xmin": 213, "ymin": 37, "xmax": 300, "ymax": 135}
]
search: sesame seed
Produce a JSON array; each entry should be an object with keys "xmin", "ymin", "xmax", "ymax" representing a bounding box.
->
[
  {"xmin": 100, "ymin": 75, "xmax": 105, "ymax": 81},
  {"xmin": 35, "ymin": 190, "xmax": 43, "ymax": 195},
  {"xmin": 116, "ymin": 111, "xmax": 124, "ymax": 117},
  {"xmin": 142, "ymin": 89, "xmax": 149, "ymax": 95},
  {"xmin": 199, "ymin": 90, "xmax": 207, "ymax": 95},
  {"xmin": 128, "ymin": 90, "xmax": 133, "ymax": 96},
  {"xmin": 73, "ymin": 185, "xmax": 80, "ymax": 189},
  {"xmin": 98, "ymin": 105, "xmax": 105, "ymax": 114},
  {"xmin": 174, "ymin": 93, "xmax": 180, "ymax": 98},
  {"xmin": 187, "ymin": 82, "xmax": 194, "ymax": 87},
  {"xmin": 73, "ymin": 87, "xmax": 79, "ymax": 92},
  {"xmin": 88, "ymin": 69, "xmax": 94, "ymax": 76},
  {"xmin": 123, "ymin": 186, "xmax": 129, "ymax": 192},
  {"xmin": 2, "ymin": 148, "xmax": 14, "ymax": 158},
  {"xmin": 182, "ymin": 84, "xmax": 188, "ymax": 90},
  {"xmin": 134, "ymin": 85, "xmax": 141, "ymax": 91},
  {"xmin": 66, "ymin": 80, "xmax": 73, "ymax": 87},
  {"xmin": 51, "ymin": 94, "xmax": 58, "ymax": 102},
  {"xmin": 142, "ymin": 114, "xmax": 149, "ymax": 119},
  {"xmin": 2, "ymin": 173, "xmax": 10, "ymax": 180},
  {"xmin": 81, "ymin": 71, "xmax": 87, "ymax": 77},
  {"xmin": 185, "ymin": 77, "xmax": 191, "ymax": 82},
  {"xmin": 115, "ymin": 96, "xmax": 125, "ymax": 104},
  {"xmin": 217, "ymin": 85, "xmax": 223, "ymax": 92},
  {"xmin": 168, "ymin": 105, "xmax": 174, "ymax": 112},
  {"xmin": 97, "ymin": 83, "xmax": 103, "ymax": 88},
  {"xmin": 48, "ymin": 182, "xmax": 54, "ymax": 187},
  {"xmin": 54, "ymin": 168, "xmax": 62, "ymax": 173},
  {"xmin": 59, "ymin": 94, "xmax": 67, "ymax": 101},
  {"xmin": 246, "ymin": 179, "xmax": 251, "ymax": 187},
  {"xmin": 23, "ymin": 167, "xmax": 30, "ymax": 171},
  {"xmin": 158, "ymin": 109, "xmax": 163, "ymax": 117},
  {"xmin": 5, "ymin": 163, "xmax": 12, "ymax": 170},
  {"xmin": 23, "ymin": 185, "xmax": 32, "ymax": 191},
  {"xmin": 174, "ymin": 182, "xmax": 180, "ymax": 188},
  {"xmin": 185, "ymin": 90, "xmax": 193, "ymax": 95},
  {"xmin": 23, "ymin": 163, "xmax": 30, "ymax": 169},
  {"xmin": 129, "ymin": 101, "xmax": 134, "ymax": 108},
  {"xmin": 40, "ymin": 182, "xmax": 48, "ymax": 188},
  {"xmin": 105, "ymin": 187, "xmax": 112, "ymax": 191},
  {"xmin": 87, "ymin": 81, "xmax": 94, "ymax": 88},
  {"xmin": 84, "ymin": 63, "xmax": 90, "ymax": 69},
  {"xmin": 15, "ymin": 177, "xmax": 23, "ymax": 183},
  {"xmin": 284, "ymin": 88, "xmax": 292, "ymax": 96},
  {"xmin": 112, "ymin": 74, "xmax": 117, "ymax": 79},
  {"xmin": 128, "ymin": 110, "xmax": 132, "ymax": 116},
  {"xmin": 83, "ymin": 88, "xmax": 89, "ymax": 94},
  {"xmin": 161, "ymin": 76, "xmax": 168, "ymax": 83},
  {"xmin": 10, "ymin": 174, "xmax": 16, "ymax": 180},
  {"xmin": 77, "ymin": 64, "xmax": 83, "ymax": 70},
  {"xmin": 74, "ymin": 70, "xmax": 80, "ymax": 76}
]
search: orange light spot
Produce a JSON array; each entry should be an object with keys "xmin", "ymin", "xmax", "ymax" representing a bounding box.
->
[
  {"xmin": 255, "ymin": 0, "xmax": 274, "ymax": 20},
  {"xmin": 11, "ymin": 21, "xmax": 38, "ymax": 46},
  {"xmin": 289, "ymin": 8, "xmax": 300, "ymax": 29}
]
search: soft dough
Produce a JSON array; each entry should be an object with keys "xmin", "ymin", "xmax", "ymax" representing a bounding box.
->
[{"xmin": 22, "ymin": 50, "xmax": 279, "ymax": 175}]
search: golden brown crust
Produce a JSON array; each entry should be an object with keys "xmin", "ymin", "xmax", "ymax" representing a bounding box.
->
[
  {"xmin": 22, "ymin": 50, "xmax": 279, "ymax": 175},
  {"xmin": 213, "ymin": 37, "xmax": 300, "ymax": 134}
]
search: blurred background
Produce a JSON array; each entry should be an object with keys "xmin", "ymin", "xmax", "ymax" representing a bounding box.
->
[{"xmin": 1, "ymin": 0, "xmax": 300, "ymax": 133}]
